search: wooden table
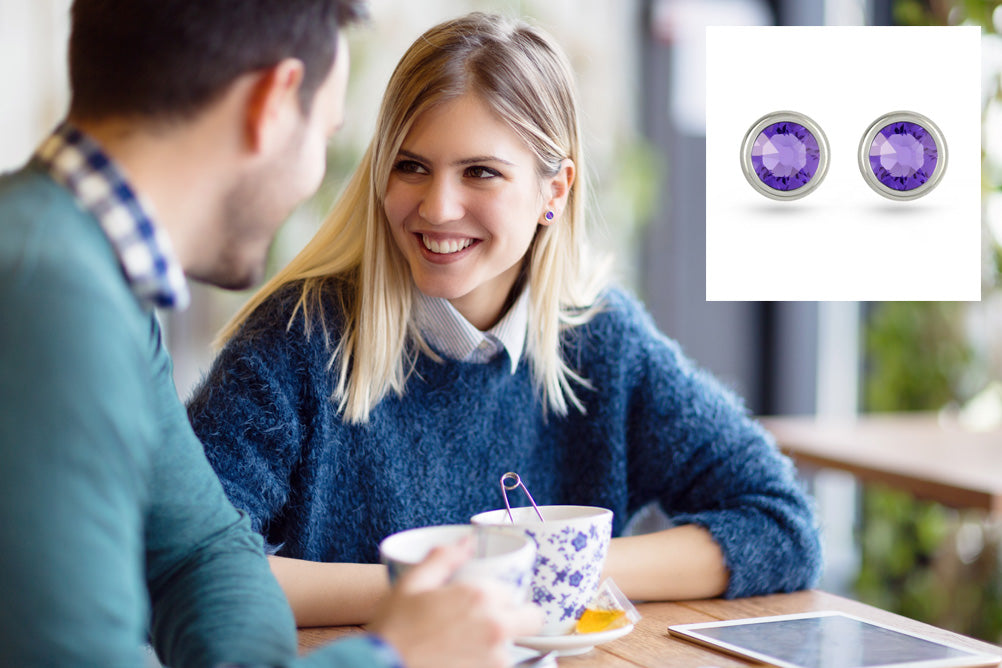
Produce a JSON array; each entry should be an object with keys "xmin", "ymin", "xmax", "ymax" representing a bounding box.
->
[
  {"xmin": 297, "ymin": 590, "xmax": 1001, "ymax": 666},
  {"xmin": 759, "ymin": 413, "xmax": 1002, "ymax": 516}
]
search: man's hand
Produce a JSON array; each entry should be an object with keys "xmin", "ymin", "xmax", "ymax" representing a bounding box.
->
[{"xmin": 368, "ymin": 541, "xmax": 543, "ymax": 668}]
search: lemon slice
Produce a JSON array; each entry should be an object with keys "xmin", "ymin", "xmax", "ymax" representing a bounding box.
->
[{"xmin": 575, "ymin": 608, "xmax": 630, "ymax": 634}]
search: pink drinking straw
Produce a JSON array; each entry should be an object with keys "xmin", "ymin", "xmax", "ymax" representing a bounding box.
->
[{"xmin": 500, "ymin": 472, "xmax": 544, "ymax": 523}]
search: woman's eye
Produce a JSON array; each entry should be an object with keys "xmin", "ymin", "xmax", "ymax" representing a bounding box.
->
[
  {"xmin": 465, "ymin": 165, "xmax": 501, "ymax": 179},
  {"xmin": 394, "ymin": 160, "xmax": 428, "ymax": 175}
]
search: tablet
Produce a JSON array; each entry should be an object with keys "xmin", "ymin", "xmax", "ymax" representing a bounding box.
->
[{"xmin": 668, "ymin": 611, "xmax": 1001, "ymax": 668}]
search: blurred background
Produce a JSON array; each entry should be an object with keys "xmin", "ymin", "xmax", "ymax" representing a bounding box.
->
[{"xmin": 5, "ymin": 0, "xmax": 1002, "ymax": 643}]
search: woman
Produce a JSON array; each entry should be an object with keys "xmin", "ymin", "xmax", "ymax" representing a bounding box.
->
[{"xmin": 188, "ymin": 12, "xmax": 822, "ymax": 627}]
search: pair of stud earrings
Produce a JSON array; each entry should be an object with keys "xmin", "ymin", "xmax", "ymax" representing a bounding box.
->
[{"xmin": 740, "ymin": 110, "xmax": 948, "ymax": 201}]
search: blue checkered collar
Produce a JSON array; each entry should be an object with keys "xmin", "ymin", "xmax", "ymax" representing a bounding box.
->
[{"xmin": 34, "ymin": 122, "xmax": 190, "ymax": 311}]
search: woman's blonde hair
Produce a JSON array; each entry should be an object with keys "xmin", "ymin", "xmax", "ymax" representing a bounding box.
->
[{"xmin": 219, "ymin": 12, "xmax": 611, "ymax": 422}]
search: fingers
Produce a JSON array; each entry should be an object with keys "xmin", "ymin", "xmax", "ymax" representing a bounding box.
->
[
  {"xmin": 508, "ymin": 601, "xmax": 545, "ymax": 638},
  {"xmin": 381, "ymin": 583, "xmax": 540, "ymax": 668},
  {"xmin": 466, "ymin": 580, "xmax": 544, "ymax": 639},
  {"xmin": 370, "ymin": 539, "xmax": 543, "ymax": 667},
  {"xmin": 395, "ymin": 538, "xmax": 474, "ymax": 595}
]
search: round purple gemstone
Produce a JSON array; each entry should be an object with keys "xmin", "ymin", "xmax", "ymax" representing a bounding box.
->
[
  {"xmin": 750, "ymin": 122, "xmax": 821, "ymax": 191},
  {"xmin": 867, "ymin": 122, "xmax": 938, "ymax": 191}
]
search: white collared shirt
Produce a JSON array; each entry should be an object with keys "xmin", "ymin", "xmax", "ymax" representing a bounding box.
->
[{"xmin": 413, "ymin": 288, "xmax": 529, "ymax": 374}]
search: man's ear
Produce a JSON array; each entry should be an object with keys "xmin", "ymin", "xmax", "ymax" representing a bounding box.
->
[
  {"xmin": 542, "ymin": 158, "xmax": 575, "ymax": 224},
  {"xmin": 244, "ymin": 58, "xmax": 305, "ymax": 154}
]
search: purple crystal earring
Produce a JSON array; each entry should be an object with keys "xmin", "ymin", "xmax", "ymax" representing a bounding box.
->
[
  {"xmin": 544, "ymin": 211, "xmax": 555, "ymax": 221},
  {"xmin": 741, "ymin": 111, "xmax": 829, "ymax": 201},
  {"xmin": 858, "ymin": 111, "xmax": 947, "ymax": 201}
]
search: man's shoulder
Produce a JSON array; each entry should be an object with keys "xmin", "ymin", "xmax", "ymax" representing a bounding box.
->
[
  {"xmin": 0, "ymin": 163, "xmax": 79, "ymax": 223},
  {"xmin": 0, "ymin": 163, "xmax": 150, "ymax": 363},
  {"xmin": 0, "ymin": 164, "xmax": 133, "ymax": 302}
]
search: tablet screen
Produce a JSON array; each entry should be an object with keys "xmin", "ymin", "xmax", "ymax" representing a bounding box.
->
[{"xmin": 669, "ymin": 612, "xmax": 1000, "ymax": 668}]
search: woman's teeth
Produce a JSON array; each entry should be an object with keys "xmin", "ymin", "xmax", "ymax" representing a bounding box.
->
[{"xmin": 422, "ymin": 235, "xmax": 474, "ymax": 254}]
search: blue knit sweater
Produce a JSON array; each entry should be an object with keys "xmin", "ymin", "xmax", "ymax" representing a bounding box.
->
[{"xmin": 188, "ymin": 282, "xmax": 822, "ymax": 598}]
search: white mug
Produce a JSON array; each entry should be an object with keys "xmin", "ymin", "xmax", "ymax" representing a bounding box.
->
[{"xmin": 379, "ymin": 524, "xmax": 536, "ymax": 603}]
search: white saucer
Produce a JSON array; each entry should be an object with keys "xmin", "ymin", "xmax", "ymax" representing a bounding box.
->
[
  {"xmin": 514, "ymin": 623, "xmax": 634, "ymax": 656},
  {"xmin": 509, "ymin": 644, "xmax": 557, "ymax": 666}
]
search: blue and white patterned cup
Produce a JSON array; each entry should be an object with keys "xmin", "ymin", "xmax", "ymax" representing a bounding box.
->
[
  {"xmin": 471, "ymin": 505, "xmax": 613, "ymax": 635},
  {"xmin": 379, "ymin": 524, "xmax": 536, "ymax": 603}
]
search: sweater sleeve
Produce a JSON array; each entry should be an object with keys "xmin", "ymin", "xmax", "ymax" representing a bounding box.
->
[
  {"xmin": 143, "ymin": 315, "xmax": 303, "ymax": 667},
  {"xmin": 145, "ymin": 334, "xmax": 397, "ymax": 668},
  {"xmin": 612, "ymin": 294, "xmax": 822, "ymax": 597},
  {"xmin": 186, "ymin": 297, "xmax": 309, "ymax": 551}
]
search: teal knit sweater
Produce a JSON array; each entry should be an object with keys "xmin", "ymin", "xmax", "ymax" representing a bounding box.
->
[
  {"xmin": 188, "ymin": 281, "xmax": 822, "ymax": 598},
  {"xmin": 0, "ymin": 164, "xmax": 393, "ymax": 667}
]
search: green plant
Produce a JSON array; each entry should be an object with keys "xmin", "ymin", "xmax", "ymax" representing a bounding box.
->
[
  {"xmin": 853, "ymin": 0, "xmax": 1002, "ymax": 642},
  {"xmin": 864, "ymin": 302, "xmax": 973, "ymax": 413},
  {"xmin": 859, "ymin": 300, "xmax": 1002, "ymax": 642}
]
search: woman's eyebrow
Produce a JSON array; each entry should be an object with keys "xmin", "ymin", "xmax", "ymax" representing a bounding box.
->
[
  {"xmin": 455, "ymin": 155, "xmax": 515, "ymax": 167},
  {"xmin": 397, "ymin": 148, "xmax": 515, "ymax": 167}
]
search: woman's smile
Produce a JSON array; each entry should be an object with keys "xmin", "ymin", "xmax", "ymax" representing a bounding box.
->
[{"xmin": 419, "ymin": 233, "xmax": 479, "ymax": 256}]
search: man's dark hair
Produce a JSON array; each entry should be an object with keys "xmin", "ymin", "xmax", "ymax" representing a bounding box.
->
[{"xmin": 68, "ymin": 0, "xmax": 366, "ymax": 122}]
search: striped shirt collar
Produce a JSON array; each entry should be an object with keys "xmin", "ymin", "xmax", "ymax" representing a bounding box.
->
[
  {"xmin": 34, "ymin": 122, "xmax": 190, "ymax": 311},
  {"xmin": 413, "ymin": 288, "xmax": 529, "ymax": 374}
]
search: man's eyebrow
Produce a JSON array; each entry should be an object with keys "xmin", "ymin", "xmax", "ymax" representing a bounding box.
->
[{"xmin": 397, "ymin": 148, "xmax": 515, "ymax": 167}]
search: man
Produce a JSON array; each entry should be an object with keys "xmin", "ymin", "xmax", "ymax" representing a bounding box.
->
[{"xmin": 0, "ymin": 1, "xmax": 539, "ymax": 666}]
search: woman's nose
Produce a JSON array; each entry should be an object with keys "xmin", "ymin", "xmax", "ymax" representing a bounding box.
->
[{"xmin": 418, "ymin": 177, "xmax": 464, "ymax": 224}]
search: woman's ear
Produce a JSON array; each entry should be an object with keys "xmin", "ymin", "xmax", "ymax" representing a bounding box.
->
[{"xmin": 541, "ymin": 158, "xmax": 575, "ymax": 225}]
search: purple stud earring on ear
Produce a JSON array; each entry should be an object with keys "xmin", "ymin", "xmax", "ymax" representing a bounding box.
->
[{"xmin": 545, "ymin": 211, "xmax": 555, "ymax": 221}]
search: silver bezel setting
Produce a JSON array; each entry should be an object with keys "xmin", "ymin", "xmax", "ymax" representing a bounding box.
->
[
  {"xmin": 857, "ymin": 111, "xmax": 947, "ymax": 202},
  {"xmin": 740, "ymin": 110, "xmax": 830, "ymax": 201}
]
